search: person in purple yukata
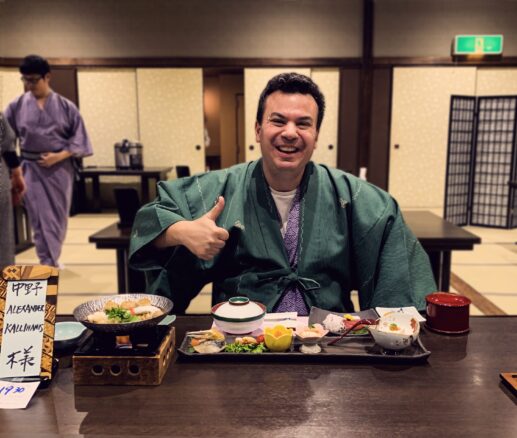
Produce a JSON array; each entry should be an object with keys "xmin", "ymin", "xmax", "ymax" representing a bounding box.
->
[{"xmin": 4, "ymin": 55, "xmax": 93, "ymax": 268}]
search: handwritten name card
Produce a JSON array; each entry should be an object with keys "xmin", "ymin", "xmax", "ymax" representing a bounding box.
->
[
  {"xmin": 0, "ymin": 280, "xmax": 48, "ymax": 378},
  {"xmin": 0, "ymin": 265, "xmax": 59, "ymax": 382}
]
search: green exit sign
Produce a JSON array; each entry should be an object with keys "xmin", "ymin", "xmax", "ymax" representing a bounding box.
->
[{"xmin": 454, "ymin": 35, "xmax": 503, "ymax": 55}]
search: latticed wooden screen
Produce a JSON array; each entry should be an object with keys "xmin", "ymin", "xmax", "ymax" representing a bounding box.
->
[
  {"xmin": 444, "ymin": 95, "xmax": 517, "ymax": 229},
  {"xmin": 444, "ymin": 96, "xmax": 476, "ymax": 226}
]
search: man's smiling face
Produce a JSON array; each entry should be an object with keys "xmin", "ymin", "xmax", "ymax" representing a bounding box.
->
[{"xmin": 256, "ymin": 91, "xmax": 319, "ymax": 189}]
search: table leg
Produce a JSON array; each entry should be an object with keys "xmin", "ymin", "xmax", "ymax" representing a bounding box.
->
[
  {"xmin": 76, "ymin": 176, "xmax": 87, "ymax": 214},
  {"xmin": 441, "ymin": 251, "xmax": 451, "ymax": 292},
  {"xmin": 116, "ymin": 249, "xmax": 128, "ymax": 294},
  {"xmin": 427, "ymin": 252, "xmax": 441, "ymax": 290},
  {"xmin": 141, "ymin": 176, "xmax": 150, "ymax": 204},
  {"xmin": 92, "ymin": 176, "xmax": 101, "ymax": 212}
]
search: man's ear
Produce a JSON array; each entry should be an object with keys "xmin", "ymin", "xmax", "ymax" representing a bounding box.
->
[
  {"xmin": 44, "ymin": 73, "xmax": 51, "ymax": 83},
  {"xmin": 255, "ymin": 121, "xmax": 261, "ymax": 143}
]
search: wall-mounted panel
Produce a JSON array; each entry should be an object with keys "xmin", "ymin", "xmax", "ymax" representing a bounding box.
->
[
  {"xmin": 137, "ymin": 68, "xmax": 204, "ymax": 175},
  {"xmin": 389, "ymin": 67, "xmax": 476, "ymax": 208},
  {"xmin": 0, "ymin": 0, "xmax": 361, "ymax": 58},
  {"xmin": 375, "ymin": 0, "xmax": 517, "ymax": 57},
  {"xmin": 77, "ymin": 69, "xmax": 139, "ymax": 168}
]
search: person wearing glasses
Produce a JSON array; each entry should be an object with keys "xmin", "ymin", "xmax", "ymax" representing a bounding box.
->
[
  {"xmin": 0, "ymin": 113, "xmax": 26, "ymax": 271},
  {"xmin": 4, "ymin": 55, "xmax": 93, "ymax": 268},
  {"xmin": 129, "ymin": 73, "xmax": 436, "ymax": 314}
]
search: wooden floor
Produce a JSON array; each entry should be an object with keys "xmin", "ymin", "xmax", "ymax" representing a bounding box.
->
[{"xmin": 15, "ymin": 210, "xmax": 517, "ymax": 316}]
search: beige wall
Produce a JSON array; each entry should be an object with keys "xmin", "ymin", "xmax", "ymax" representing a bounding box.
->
[
  {"xmin": 376, "ymin": 0, "xmax": 517, "ymax": 57},
  {"xmin": 2, "ymin": 1, "xmax": 517, "ymax": 59},
  {"xmin": 477, "ymin": 68, "xmax": 517, "ymax": 94},
  {"xmin": 0, "ymin": 0, "xmax": 362, "ymax": 58}
]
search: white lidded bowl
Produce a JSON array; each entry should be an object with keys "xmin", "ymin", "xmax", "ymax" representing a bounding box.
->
[
  {"xmin": 368, "ymin": 312, "xmax": 420, "ymax": 351},
  {"xmin": 211, "ymin": 297, "xmax": 266, "ymax": 334}
]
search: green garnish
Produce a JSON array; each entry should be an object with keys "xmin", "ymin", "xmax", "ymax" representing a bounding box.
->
[
  {"xmin": 224, "ymin": 342, "xmax": 268, "ymax": 353},
  {"xmin": 105, "ymin": 307, "xmax": 139, "ymax": 323}
]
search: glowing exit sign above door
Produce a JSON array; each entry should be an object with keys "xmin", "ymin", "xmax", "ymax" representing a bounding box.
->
[{"xmin": 454, "ymin": 35, "xmax": 503, "ymax": 55}]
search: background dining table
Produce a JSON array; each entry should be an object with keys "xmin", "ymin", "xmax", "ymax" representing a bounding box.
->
[
  {"xmin": 1, "ymin": 315, "xmax": 516, "ymax": 437},
  {"xmin": 89, "ymin": 210, "xmax": 481, "ymax": 294}
]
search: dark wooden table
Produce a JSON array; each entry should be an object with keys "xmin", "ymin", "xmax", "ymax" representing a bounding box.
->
[
  {"xmin": 88, "ymin": 223, "xmax": 144, "ymax": 294},
  {"xmin": 89, "ymin": 211, "xmax": 481, "ymax": 294},
  {"xmin": 2, "ymin": 316, "xmax": 516, "ymax": 437},
  {"xmin": 78, "ymin": 166, "xmax": 172, "ymax": 212},
  {"xmin": 403, "ymin": 211, "xmax": 481, "ymax": 291}
]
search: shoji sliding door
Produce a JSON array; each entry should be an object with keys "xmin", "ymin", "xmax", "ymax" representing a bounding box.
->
[
  {"xmin": 137, "ymin": 68, "xmax": 205, "ymax": 175},
  {"xmin": 389, "ymin": 67, "xmax": 476, "ymax": 208},
  {"xmin": 77, "ymin": 69, "xmax": 139, "ymax": 167},
  {"xmin": 0, "ymin": 68, "xmax": 23, "ymax": 111},
  {"xmin": 310, "ymin": 68, "xmax": 339, "ymax": 168}
]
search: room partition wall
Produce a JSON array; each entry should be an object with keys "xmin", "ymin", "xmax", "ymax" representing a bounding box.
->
[{"xmin": 444, "ymin": 95, "xmax": 517, "ymax": 228}]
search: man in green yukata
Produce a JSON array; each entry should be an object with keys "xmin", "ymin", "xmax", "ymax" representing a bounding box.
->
[{"xmin": 129, "ymin": 73, "xmax": 436, "ymax": 314}]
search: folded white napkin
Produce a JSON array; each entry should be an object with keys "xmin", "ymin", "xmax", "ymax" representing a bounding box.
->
[{"xmin": 375, "ymin": 306, "xmax": 426, "ymax": 322}]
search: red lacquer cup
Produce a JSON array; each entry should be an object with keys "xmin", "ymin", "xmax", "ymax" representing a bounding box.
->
[{"xmin": 425, "ymin": 292, "xmax": 471, "ymax": 334}]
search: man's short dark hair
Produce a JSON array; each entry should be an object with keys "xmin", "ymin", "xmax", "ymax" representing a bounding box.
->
[
  {"xmin": 19, "ymin": 55, "xmax": 51, "ymax": 76},
  {"xmin": 256, "ymin": 72, "xmax": 325, "ymax": 131}
]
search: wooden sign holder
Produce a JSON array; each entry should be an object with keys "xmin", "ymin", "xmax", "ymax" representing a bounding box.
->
[{"xmin": 0, "ymin": 265, "xmax": 59, "ymax": 382}]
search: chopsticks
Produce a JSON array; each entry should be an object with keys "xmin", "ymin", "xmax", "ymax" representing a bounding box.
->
[{"xmin": 327, "ymin": 319, "xmax": 377, "ymax": 346}]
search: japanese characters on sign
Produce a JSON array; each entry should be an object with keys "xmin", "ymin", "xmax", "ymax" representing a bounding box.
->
[{"xmin": 0, "ymin": 280, "xmax": 48, "ymax": 378}]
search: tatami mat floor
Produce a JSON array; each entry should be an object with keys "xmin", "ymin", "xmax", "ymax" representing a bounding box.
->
[{"xmin": 15, "ymin": 211, "xmax": 517, "ymax": 316}]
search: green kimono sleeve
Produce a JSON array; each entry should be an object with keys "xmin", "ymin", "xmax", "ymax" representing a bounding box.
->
[
  {"xmin": 129, "ymin": 180, "xmax": 192, "ymax": 270},
  {"xmin": 128, "ymin": 179, "xmax": 210, "ymax": 312},
  {"xmin": 340, "ymin": 175, "xmax": 437, "ymax": 311}
]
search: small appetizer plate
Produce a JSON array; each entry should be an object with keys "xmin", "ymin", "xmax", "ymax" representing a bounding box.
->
[{"xmin": 55, "ymin": 321, "xmax": 87, "ymax": 349}]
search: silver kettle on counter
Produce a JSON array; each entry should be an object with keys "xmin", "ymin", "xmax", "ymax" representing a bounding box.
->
[{"xmin": 114, "ymin": 139, "xmax": 144, "ymax": 170}]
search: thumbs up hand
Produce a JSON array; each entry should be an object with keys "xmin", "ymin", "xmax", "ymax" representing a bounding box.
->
[{"xmin": 157, "ymin": 196, "xmax": 230, "ymax": 261}]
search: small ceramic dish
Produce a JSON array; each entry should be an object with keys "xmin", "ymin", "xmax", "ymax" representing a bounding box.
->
[
  {"xmin": 295, "ymin": 324, "xmax": 329, "ymax": 354},
  {"xmin": 368, "ymin": 312, "xmax": 420, "ymax": 351},
  {"xmin": 54, "ymin": 321, "xmax": 86, "ymax": 349}
]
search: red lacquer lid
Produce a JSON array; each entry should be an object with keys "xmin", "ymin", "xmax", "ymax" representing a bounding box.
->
[{"xmin": 426, "ymin": 292, "xmax": 471, "ymax": 307}]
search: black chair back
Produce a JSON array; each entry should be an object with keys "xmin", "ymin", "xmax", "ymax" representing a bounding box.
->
[
  {"xmin": 176, "ymin": 165, "xmax": 191, "ymax": 178},
  {"xmin": 114, "ymin": 187, "xmax": 140, "ymax": 228}
]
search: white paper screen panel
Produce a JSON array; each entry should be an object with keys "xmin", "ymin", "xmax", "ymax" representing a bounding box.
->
[
  {"xmin": 310, "ymin": 68, "xmax": 339, "ymax": 168},
  {"xmin": 244, "ymin": 68, "xmax": 311, "ymax": 162},
  {"xmin": 389, "ymin": 67, "xmax": 476, "ymax": 208},
  {"xmin": 136, "ymin": 68, "xmax": 204, "ymax": 175},
  {"xmin": 77, "ymin": 69, "xmax": 139, "ymax": 168},
  {"xmin": 0, "ymin": 69, "xmax": 23, "ymax": 112}
]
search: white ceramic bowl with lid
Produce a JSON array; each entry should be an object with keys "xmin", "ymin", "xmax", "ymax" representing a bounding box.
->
[{"xmin": 211, "ymin": 297, "xmax": 266, "ymax": 334}]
